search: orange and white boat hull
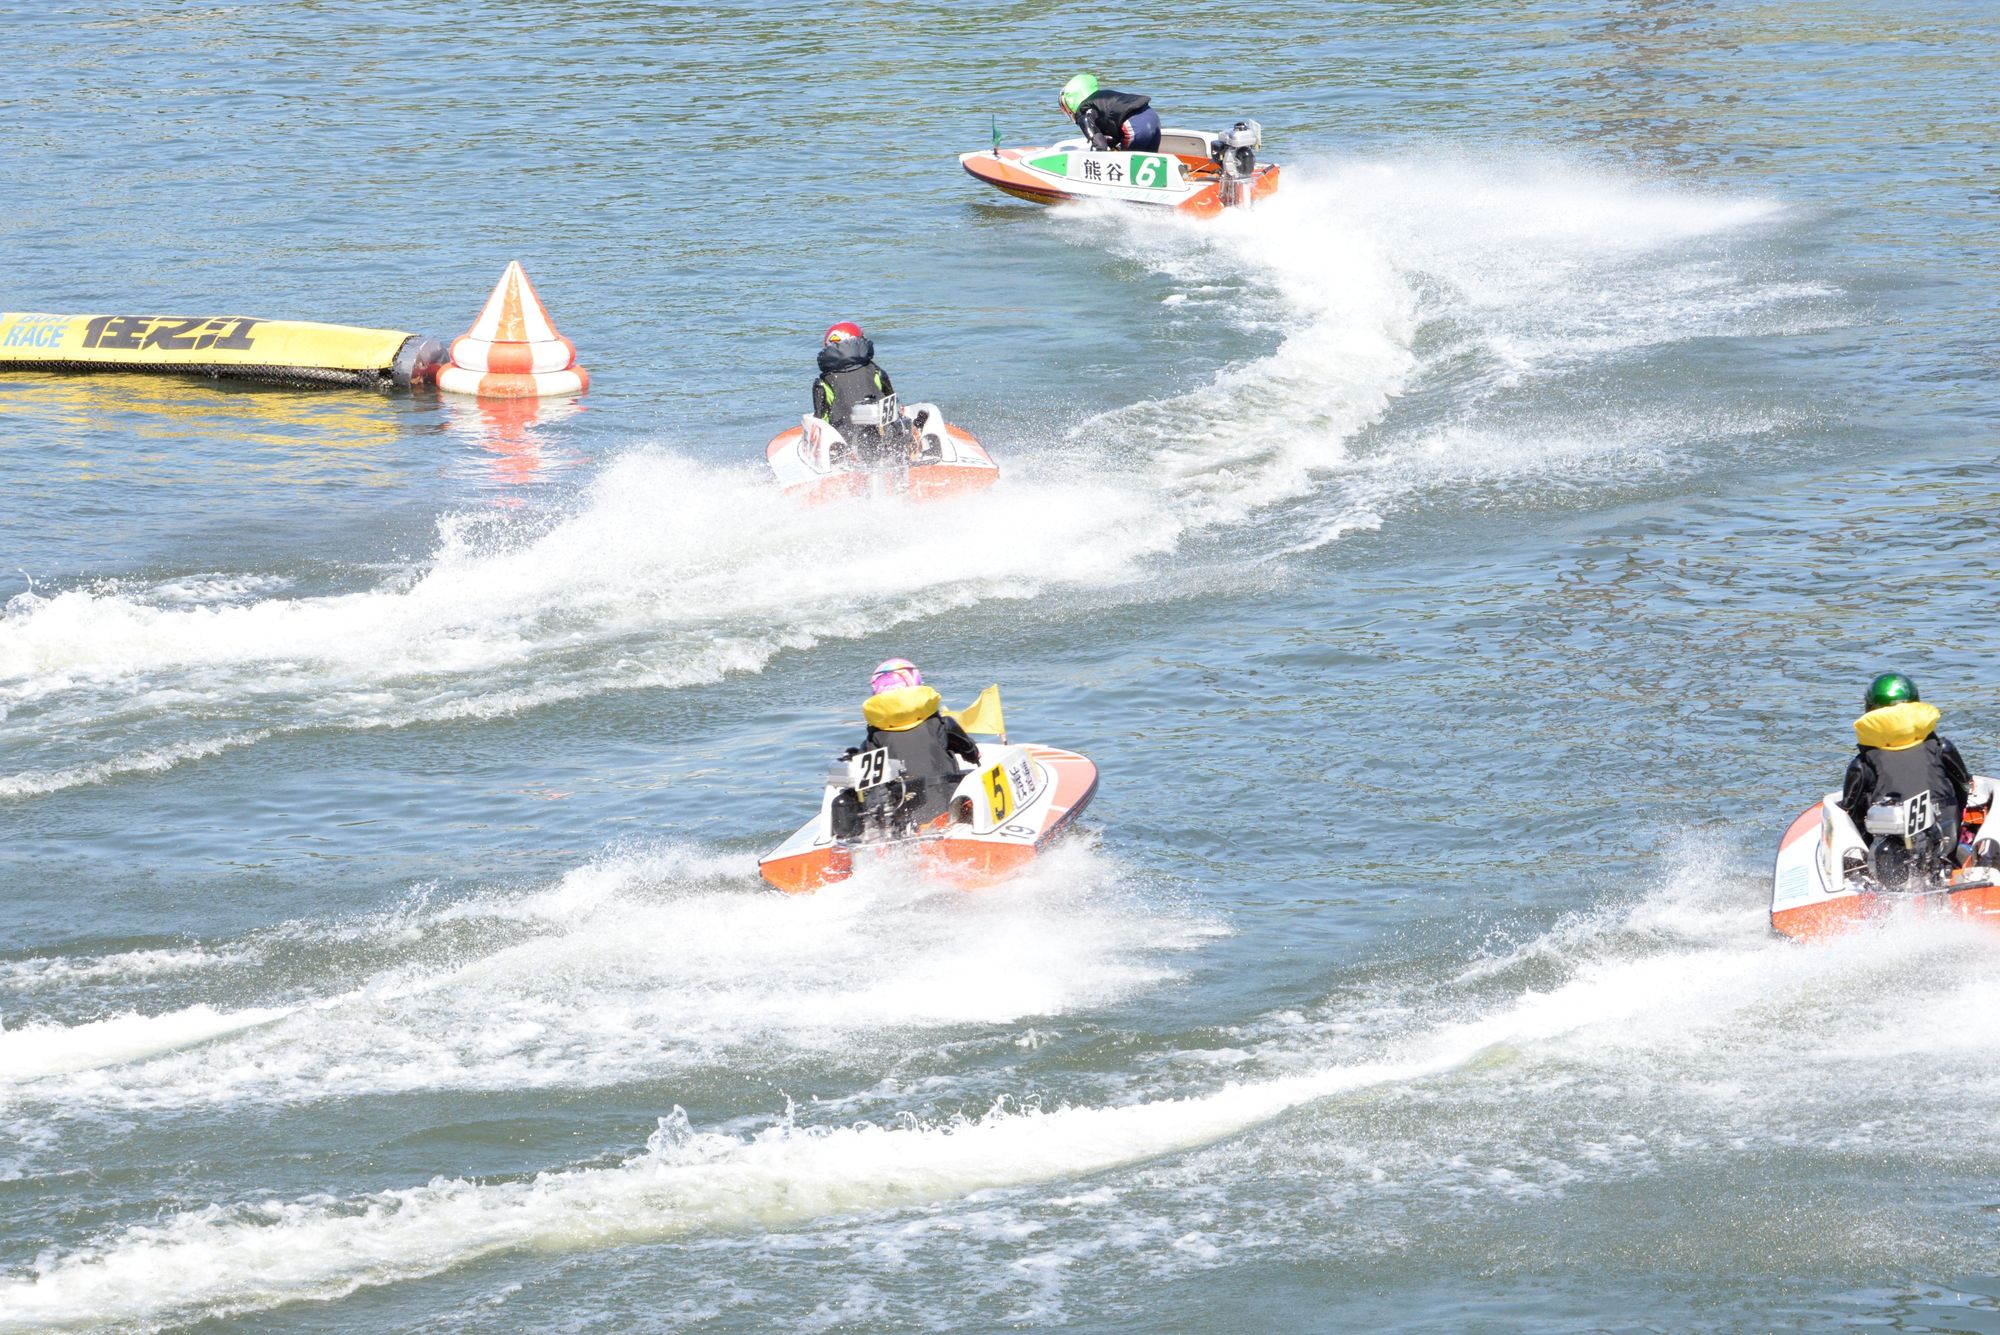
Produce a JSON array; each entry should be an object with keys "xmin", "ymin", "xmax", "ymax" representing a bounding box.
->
[
  {"xmin": 959, "ymin": 130, "xmax": 1280, "ymax": 219},
  {"xmin": 766, "ymin": 402, "xmax": 998, "ymax": 505},
  {"xmin": 758, "ymin": 742, "xmax": 1099, "ymax": 894},
  {"xmin": 1771, "ymin": 781, "xmax": 2000, "ymax": 941}
]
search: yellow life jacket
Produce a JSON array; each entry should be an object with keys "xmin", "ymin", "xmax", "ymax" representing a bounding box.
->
[
  {"xmin": 862, "ymin": 685, "xmax": 942, "ymax": 732},
  {"xmin": 1853, "ymin": 700, "xmax": 1940, "ymax": 751}
]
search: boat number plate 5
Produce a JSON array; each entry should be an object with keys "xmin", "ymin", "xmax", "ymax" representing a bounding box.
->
[
  {"xmin": 985, "ymin": 764, "xmax": 1015, "ymax": 821},
  {"xmin": 852, "ymin": 747, "xmax": 892, "ymax": 790}
]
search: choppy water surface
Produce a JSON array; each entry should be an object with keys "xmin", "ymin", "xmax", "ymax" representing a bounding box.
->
[{"xmin": 4, "ymin": 2, "xmax": 1999, "ymax": 1330}]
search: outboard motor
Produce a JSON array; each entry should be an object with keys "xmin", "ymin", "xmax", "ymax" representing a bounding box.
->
[
  {"xmin": 845, "ymin": 394, "xmax": 908, "ymax": 467},
  {"xmin": 1863, "ymin": 790, "xmax": 1951, "ymax": 891},
  {"xmin": 830, "ymin": 750, "xmax": 914, "ymax": 842},
  {"xmin": 1212, "ymin": 119, "xmax": 1262, "ymax": 207}
]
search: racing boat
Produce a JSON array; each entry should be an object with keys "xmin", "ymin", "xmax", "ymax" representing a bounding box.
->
[
  {"xmin": 1771, "ymin": 778, "xmax": 2000, "ymax": 941},
  {"xmin": 960, "ymin": 121, "xmax": 1278, "ymax": 218},
  {"xmin": 758, "ymin": 687, "xmax": 1099, "ymax": 893},
  {"xmin": 766, "ymin": 395, "xmax": 998, "ymax": 504}
]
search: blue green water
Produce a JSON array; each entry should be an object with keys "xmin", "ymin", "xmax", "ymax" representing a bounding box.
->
[{"xmin": 4, "ymin": 2, "xmax": 1999, "ymax": 1330}]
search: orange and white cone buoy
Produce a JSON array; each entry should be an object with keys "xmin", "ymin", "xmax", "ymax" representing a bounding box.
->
[{"xmin": 437, "ymin": 261, "xmax": 589, "ymax": 398}]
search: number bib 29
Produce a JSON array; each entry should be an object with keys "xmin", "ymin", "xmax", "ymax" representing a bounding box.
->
[{"xmin": 851, "ymin": 748, "xmax": 891, "ymax": 790}]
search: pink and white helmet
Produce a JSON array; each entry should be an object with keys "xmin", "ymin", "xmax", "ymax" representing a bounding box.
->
[{"xmin": 869, "ymin": 657, "xmax": 922, "ymax": 694}]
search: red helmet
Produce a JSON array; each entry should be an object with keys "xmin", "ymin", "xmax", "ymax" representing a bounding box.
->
[{"xmin": 823, "ymin": 321, "xmax": 865, "ymax": 346}]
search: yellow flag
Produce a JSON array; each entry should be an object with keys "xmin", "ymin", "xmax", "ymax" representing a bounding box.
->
[{"xmin": 949, "ymin": 685, "xmax": 1006, "ymax": 739}]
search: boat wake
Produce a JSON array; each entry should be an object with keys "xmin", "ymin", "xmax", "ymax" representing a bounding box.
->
[
  {"xmin": 0, "ymin": 155, "xmax": 1811, "ymax": 798},
  {"xmin": 10, "ymin": 845, "xmax": 1997, "ymax": 1332},
  {"xmin": 1, "ymin": 841, "xmax": 1216, "ymax": 1113}
]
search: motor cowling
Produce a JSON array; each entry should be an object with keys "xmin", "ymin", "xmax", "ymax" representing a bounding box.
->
[
  {"xmin": 1213, "ymin": 119, "xmax": 1262, "ymax": 180},
  {"xmin": 844, "ymin": 393, "xmax": 912, "ymax": 467}
]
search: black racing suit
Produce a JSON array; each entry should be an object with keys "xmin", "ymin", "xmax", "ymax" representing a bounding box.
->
[
  {"xmin": 1841, "ymin": 732, "xmax": 1972, "ymax": 854},
  {"xmin": 1073, "ymin": 89, "xmax": 1157, "ymax": 151},
  {"xmin": 812, "ymin": 337, "xmax": 894, "ymax": 430},
  {"xmin": 835, "ymin": 713, "xmax": 981, "ymax": 836},
  {"xmin": 867, "ymin": 714, "xmax": 980, "ymax": 821}
]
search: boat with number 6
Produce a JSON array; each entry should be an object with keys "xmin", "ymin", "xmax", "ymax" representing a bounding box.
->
[
  {"xmin": 758, "ymin": 687, "xmax": 1099, "ymax": 893},
  {"xmin": 959, "ymin": 121, "xmax": 1279, "ymax": 218}
]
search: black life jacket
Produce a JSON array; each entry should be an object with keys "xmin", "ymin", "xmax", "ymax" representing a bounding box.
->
[
  {"xmin": 1862, "ymin": 737, "xmax": 1960, "ymax": 816},
  {"xmin": 815, "ymin": 337, "xmax": 890, "ymax": 427},
  {"xmin": 1080, "ymin": 89, "xmax": 1160, "ymax": 143},
  {"xmin": 867, "ymin": 717, "xmax": 961, "ymax": 786},
  {"xmin": 864, "ymin": 717, "xmax": 964, "ymax": 820},
  {"xmin": 1088, "ymin": 90, "xmax": 1152, "ymax": 129}
]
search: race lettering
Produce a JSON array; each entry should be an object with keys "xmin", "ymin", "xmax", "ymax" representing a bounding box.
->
[
  {"xmin": 1006, "ymin": 757, "xmax": 1036, "ymax": 802},
  {"xmin": 1, "ymin": 319, "xmax": 66, "ymax": 349},
  {"xmin": 141, "ymin": 318, "xmax": 208, "ymax": 352},
  {"xmin": 80, "ymin": 316, "xmax": 264, "ymax": 353},
  {"xmin": 82, "ymin": 315, "xmax": 148, "ymax": 350},
  {"xmin": 208, "ymin": 317, "xmax": 260, "ymax": 350}
]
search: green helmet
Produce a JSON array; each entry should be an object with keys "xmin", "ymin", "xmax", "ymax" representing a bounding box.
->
[
  {"xmin": 1863, "ymin": 672, "xmax": 1919, "ymax": 712},
  {"xmin": 1059, "ymin": 72, "xmax": 1100, "ymax": 116}
]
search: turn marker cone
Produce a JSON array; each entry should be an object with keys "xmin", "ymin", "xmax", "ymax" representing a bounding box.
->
[{"xmin": 437, "ymin": 261, "xmax": 589, "ymax": 398}]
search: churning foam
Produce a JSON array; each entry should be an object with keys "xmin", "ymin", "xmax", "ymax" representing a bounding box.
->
[
  {"xmin": 19, "ymin": 856, "xmax": 1997, "ymax": 1334},
  {"xmin": 4, "ymin": 842, "xmax": 1218, "ymax": 1112},
  {"xmin": 0, "ymin": 449, "xmax": 1175, "ymax": 796},
  {"xmin": 1, "ymin": 156, "xmax": 1797, "ymax": 797},
  {"xmin": 0, "ymin": 1031, "xmax": 1465, "ymax": 1331},
  {"xmin": 1085, "ymin": 155, "xmax": 1812, "ymax": 538},
  {"xmin": 0, "ymin": 943, "xmax": 251, "ymax": 993},
  {"xmin": 0, "ymin": 1003, "xmax": 294, "ymax": 1082},
  {"xmin": 1071, "ymin": 180, "xmax": 1422, "ymax": 524}
]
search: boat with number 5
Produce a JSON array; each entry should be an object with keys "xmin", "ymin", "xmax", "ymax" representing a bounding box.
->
[
  {"xmin": 757, "ymin": 686, "xmax": 1099, "ymax": 893},
  {"xmin": 959, "ymin": 121, "xmax": 1279, "ymax": 218}
]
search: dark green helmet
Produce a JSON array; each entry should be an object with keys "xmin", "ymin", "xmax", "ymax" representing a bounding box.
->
[{"xmin": 1863, "ymin": 672, "xmax": 1919, "ymax": 712}]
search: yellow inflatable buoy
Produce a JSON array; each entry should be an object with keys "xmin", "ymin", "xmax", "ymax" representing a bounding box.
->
[{"xmin": 0, "ymin": 311, "xmax": 447, "ymax": 391}]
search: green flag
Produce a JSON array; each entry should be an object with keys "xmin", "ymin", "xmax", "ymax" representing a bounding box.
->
[{"xmin": 991, "ymin": 114, "xmax": 1001, "ymax": 155}]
